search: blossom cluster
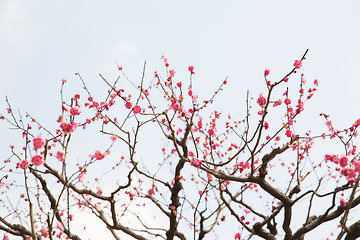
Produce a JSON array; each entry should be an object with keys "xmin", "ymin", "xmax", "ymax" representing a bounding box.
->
[
  {"xmin": 325, "ymin": 154, "xmax": 360, "ymax": 183},
  {"xmin": 190, "ymin": 158, "xmax": 202, "ymax": 168}
]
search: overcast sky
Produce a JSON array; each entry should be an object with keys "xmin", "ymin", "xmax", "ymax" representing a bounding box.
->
[
  {"xmin": 1, "ymin": 1, "xmax": 360, "ymax": 125},
  {"xmin": 1, "ymin": 1, "xmax": 360, "ymax": 239}
]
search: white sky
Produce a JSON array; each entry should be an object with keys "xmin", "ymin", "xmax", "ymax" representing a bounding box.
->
[
  {"xmin": 1, "ymin": 1, "xmax": 360, "ymax": 125},
  {"xmin": 1, "ymin": 0, "xmax": 360, "ymax": 239}
]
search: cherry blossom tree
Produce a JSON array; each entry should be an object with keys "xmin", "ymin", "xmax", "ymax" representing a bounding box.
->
[{"xmin": 1, "ymin": 50, "xmax": 360, "ymax": 240}]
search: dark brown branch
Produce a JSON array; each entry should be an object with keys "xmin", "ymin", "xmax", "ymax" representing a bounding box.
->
[
  {"xmin": 292, "ymin": 195, "xmax": 360, "ymax": 239},
  {"xmin": 344, "ymin": 220, "xmax": 360, "ymax": 240},
  {"xmin": 259, "ymin": 135, "xmax": 299, "ymax": 178},
  {"xmin": 0, "ymin": 219, "xmax": 41, "ymax": 240},
  {"xmin": 253, "ymin": 222, "xmax": 277, "ymax": 240},
  {"xmin": 30, "ymin": 169, "xmax": 81, "ymax": 240}
]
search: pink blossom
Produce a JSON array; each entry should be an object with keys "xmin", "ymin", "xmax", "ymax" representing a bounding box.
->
[
  {"xmin": 169, "ymin": 69, "xmax": 176, "ymax": 78},
  {"xmin": 62, "ymin": 104, "xmax": 69, "ymax": 112},
  {"xmin": 148, "ymin": 189, "xmax": 154, "ymax": 195},
  {"xmin": 133, "ymin": 105, "xmax": 142, "ymax": 114},
  {"xmin": 125, "ymin": 101, "xmax": 132, "ymax": 109},
  {"xmin": 208, "ymin": 128, "xmax": 215, "ymax": 137},
  {"xmin": 296, "ymin": 99, "xmax": 304, "ymax": 113},
  {"xmin": 325, "ymin": 120, "xmax": 333, "ymax": 131},
  {"xmin": 56, "ymin": 220, "xmax": 64, "ymax": 232},
  {"xmin": 188, "ymin": 66, "xmax": 195, "ymax": 74},
  {"xmin": 40, "ymin": 228, "xmax": 49, "ymax": 237},
  {"xmin": 340, "ymin": 199, "xmax": 346, "ymax": 207},
  {"xmin": 346, "ymin": 168, "xmax": 357, "ymax": 182},
  {"xmin": 324, "ymin": 154, "xmax": 339, "ymax": 164},
  {"xmin": 257, "ymin": 94, "xmax": 267, "ymax": 107},
  {"xmin": 60, "ymin": 122, "xmax": 78, "ymax": 135},
  {"xmin": 235, "ymin": 161, "xmax": 250, "ymax": 172},
  {"xmin": 171, "ymin": 101, "xmax": 180, "ymax": 112},
  {"xmin": 31, "ymin": 155, "xmax": 44, "ymax": 166},
  {"xmin": 299, "ymin": 88, "xmax": 304, "ymax": 96},
  {"xmin": 79, "ymin": 173, "xmax": 85, "ymax": 182},
  {"xmin": 341, "ymin": 167, "xmax": 356, "ymax": 179},
  {"xmin": 285, "ymin": 130, "xmax": 293, "ymax": 138},
  {"xmin": 70, "ymin": 122, "xmax": 78, "ymax": 132},
  {"xmin": 56, "ymin": 151, "xmax": 65, "ymax": 161},
  {"xmin": 69, "ymin": 107, "xmax": 81, "ymax": 116},
  {"xmin": 293, "ymin": 60, "xmax": 302, "ymax": 69},
  {"xmin": 288, "ymin": 107, "xmax": 295, "ymax": 118},
  {"xmin": 190, "ymin": 158, "xmax": 202, "ymax": 168},
  {"xmin": 339, "ymin": 156, "xmax": 349, "ymax": 167},
  {"xmin": 92, "ymin": 101, "xmax": 99, "ymax": 108},
  {"xmin": 349, "ymin": 146, "xmax": 357, "ymax": 156},
  {"xmin": 354, "ymin": 160, "xmax": 360, "ymax": 173},
  {"xmin": 57, "ymin": 115, "xmax": 64, "ymax": 123},
  {"xmin": 33, "ymin": 136, "xmax": 45, "ymax": 150},
  {"xmin": 284, "ymin": 98, "xmax": 291, "ymax": 105},
  {"xmin": 99, "ymin": 101, "xmax": 107, "ymax": 109},
  {"xmin": 264, "ymin": 69, "xmax": 270, "ymax": 76},
  {"xmin": 89, "ymin": 150, "xmax": 105, "ymax": 160},
  {"xmin": 235, "ymin": 233, "xmax": 241, "ymax": 240},
  {"xmin": 19, "ymin": 160, "xmax": 29, "ymax": 170},
  {"xmin": 207, "ymin": 173, "xmax": 213, "ymax": 181},
  {"xmin": 264, "ymin": 122, "xmax": 269, "ymax": 130},
  {"xmin": 273, "ymin": 99, "xmax": 282, "ymax": 107}
]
